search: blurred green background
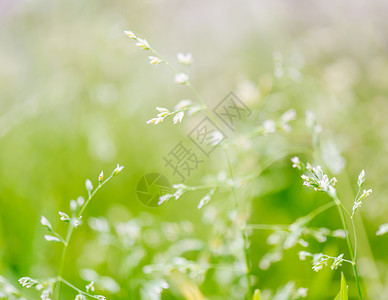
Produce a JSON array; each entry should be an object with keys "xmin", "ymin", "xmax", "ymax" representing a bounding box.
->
[{"xmin": 1, "ymin": 0, "xmax": 388, "ymax": 299}]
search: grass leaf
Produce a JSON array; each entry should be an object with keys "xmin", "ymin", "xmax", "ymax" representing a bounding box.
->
[
  {"xmin": 334, "ymin": 273, "xmax": 348, "ymax": 300},
  {"xmin": 252, "ymin": 289, "xmax": 261, "ymax": 300}
]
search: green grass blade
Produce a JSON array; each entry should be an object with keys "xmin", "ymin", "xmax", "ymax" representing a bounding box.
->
[
  {"xmin": 340, "ymin": 272, "xmax": 348, "ymax": 300},
  {"xmin": 252, "ymin": 289, "xmax": 261, "ymax": 300},
  {"xmin": 334, "ymin": 273, "xmax": 348, "ymax": 300}
]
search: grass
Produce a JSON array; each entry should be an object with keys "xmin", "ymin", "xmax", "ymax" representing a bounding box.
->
[{"xmin": 1, "ymin": 2, "xmax": 388, "ymax": 299}]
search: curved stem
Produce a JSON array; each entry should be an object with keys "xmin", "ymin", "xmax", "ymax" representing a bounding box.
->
[
  {"xmin": 343, "ymin": 259, "xmax": 356, "ymax": 265},
  {"xmin": 333, "ymin": 194, "xmax": 362, "ymax": 300},
  {"xmin": 248, "ymin": 202, "xmax": 335, "ymax": 236},
  {"xmin": 242, "ymin": 146, "xmax": 312, "ymax": 182},
  {"xmin": 55, "ymin": 224, "xmax": 73, "ymax": 298},
  {"xmin": 55, "ymin": 169, "xmax": 119, "ymax": 299},
  {"xmin": 304, "ymin": 201, "xmax": 336, "ymax": 223},
  {"xmin": 351, "ymin": 217, "xmax": 358, "ymax": 261},
  {"xmin": 58, "ymin": 277, "xmax": 101, "ymax": 299},
  {"xmin": 353, "ymin": 264, "xmax": 362, "ymax": 299}
]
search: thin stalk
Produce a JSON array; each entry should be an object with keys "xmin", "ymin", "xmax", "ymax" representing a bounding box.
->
[
  {"xmin": 55, "ymin": 170, "xmax": 119, "ymax": 299},
  {"xmin": 148, "ymin": 47, "xmax": 179, "ymax": 74},
  {"xmin": 144, "ymin": 41, "xmax": 253, "ymax": 299},
  {"xmin": 242, "ymin": 146, "xmax": 313, "ymax": 182},
  {"xmin": 224, "ymin": 150, "xmax": 252, "ymax": 300},
  {"xmin": 342, "ymin": 170, "xmax": 383, "ymax": 296},
  {"xmin": 333, "ymin": 194, "xmax": 362, "ymax": 300},
  {"xmin": 343, "ymin": 259, "xmax": 357, "ymax": 265},
  {"xmin": 350, "ymin": 184, "xmax": 362, "ymax": 260},
  {"xmin": 187, "ymin": 81, "xmax": 227, "ymax": 132},
  {"xmin": 248, "ymin": 224, "xmax": 290, "ymax": 230},
  {"xmin": 55, "ymin": 224, "xmax": 73, "ymax": 298},
  {"xmin": 248, "ymin": 202, "xmax": 335, "ymax": 233},
  {"xmin": 57, "ymin": 277, "xmax": 101, "ymax": 299},
  {"xmin": 352, "ymin": 217, "xmax": 358, "ymax": 261},
  {"xmin": 308, "ymin": 126, "xmax": 362, "ymax": 298},
  {"xmin": 304, "ymin": 201, "xmax": 336, "ymax": 223}
]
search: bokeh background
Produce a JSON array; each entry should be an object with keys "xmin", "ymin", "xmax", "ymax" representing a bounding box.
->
[{"xmin": 1, "ymin": 0, "xmax": 388, "ymax": 299}]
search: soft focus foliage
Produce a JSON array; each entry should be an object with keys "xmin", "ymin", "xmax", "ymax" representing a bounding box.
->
[{"xmin": 1, "ymin": 0, "xmax": 388, "ymax": 299}]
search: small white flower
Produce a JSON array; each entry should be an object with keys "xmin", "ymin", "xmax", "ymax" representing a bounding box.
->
[
  {"xmin": 305, "ymin": 110, "xmax": 316, "ymax": 130},
  {"xmin": 114, "ymin": 164, "xmax": 124, "ymax": 175},
  {"xmin": 173, "ymin": 111, "xmax": 185, "ymax": 124},
  {"xmin": 40, "ymin": 216, "xmax": 52, "ymax": 230},
  {"xmin": 177, "ymin": 53, "xmax": 193, "ymax": 66},
  {"xmin": 298, "ymin": 239, "xmax": 309, "ymax": 247},
  {"xmin": 314, "ymin": 232, "xmax": 327, "ymax": 243},
  {"xmin": 299, "ymin": 162, "xmax": 337, "ymax": 195},
  {"xmin": 298, "ymin": 251, "xmax": 311, "ymax": 261},
  {"xmin": 197, "ymin": 194, "xmax": 211, "ymax": 209},
  {"xmin": 174, "ymin": 73, "xmax": 189, "ymax": 84},
  {"xmin": 327, "ymin": 185, "xmax": 337, "ymax": 198},
  {"xmin": 281, "ymin": 109, "xmax": 296, "ymax": 122},
  {"xmin": 70, "ymin": 200, "xmax": 77, "ymax": 212},
  {"xmin": 332, "ymin": 229, "xmax": 346, "ymax": 238},
  {"xmin": 331, "ymin": 254, "xmax": 344, "ymax": 270},
  {"xmin": 376, "ymin": 223, "xmax": 388, "ymax": 236},
  {"xmin": 156, "ymin": 107, "xmax": 168, "ymax": 113},
  {"xmin": 352, "ymin": 188, "xmax": 372, "ymax": 217},
  {"xmin": 98, "ymin": 171, "xmax": 104, "ymax": 182},
  {"xmin": 296, "ymin": 287, "xmax": 308, "ymax": 298},
  {"xmin": 174, "ymin": 99, "xmax": 192, "ymax": 111},
  {"xmin": 135, "ymin": 38, "xmax": 150, "ymax": 50},
  {"xmin": 210, "ymin": 130, "xmax": 224, "ymax": 146},
  {"xmin": 300, "ymin": 174, "xmax": 309, "ymax": 180},
  {"xmin": 71, "ymin": 216, "xmax": 83, "ymax": 228},
  {"xmin": 160, "ymin": 280, "xmax": 169, "ymax": 289},
  {"xmin": 59, "ymin": 211, "xmax": 70, "ymax": 222},
  {"xmin": 362, "ymin": 189, "xmax": 372, "ymax": 197},
  {"xmin": 156, "ymin": 107, "xmax": 169, "ymax": 117},
  {"xmin": 262, "ymin": 119, "xmax": 276, "ymax": 134},
  {"xmin": 173, "ymin": 189, "xmax": 184, "ymax": 200},
  {"xmin": 40, "ymin": 289, "xmax": 51, "ymax": 300},
  {"xmin": 124, "ymin": 30, "xmax": 136, "ymax": 39},
  {"xmin": 291, "ymin": 156, "xmax": 300, "ymax": 168},
  {"xmin": 143, "ymin": 265, "xmax": 153, "ymax": 274},
  {"xmin": 158, "ymin": 194, "xmax": 173, "ymax": 205},
  {"xmin": 317, "ymin": 174, "xmax": 330, "ymax": 190},
  {"xmin": 44, "ymin": 235, "xmax": 60, "ymax": 243},
  {"xmin": 18, "ymin": 277, "xmax": 38, "ymax": 288},
  {"xmin": 86, "ymin": 281, "xmax": 95, "ymax": 292},
  {"xmin": 312, "ymin": 165, "xmax": 323, "ymax": 175},
  {"xmin": 146, "ymin": 117, "xmax": 164, "ymax": 125},
  {"xmin": 197, "ymin": 191, "xmax": 215, "ymax": 209},
  {"xmin": 301, "ymin": 174, "xmax": 311, "ymax": 187},
  {"xmin": 352, "ymin": 201, "xmax": 362, "ymax": 214},
  {"xmin": 148, "ymin": 56, "xmax": 162, "ymax": 65},
  {"xmin": 85, "ymin": 179, "xmax": 93, "ymax": 191},
  {"xmin": 357, "ymin": 169, "xmax": 365, "ymax": 187},
  {"xmin": 281, "ymin": 123, "xmax": 291, "ymax": 132},
  {"xmin": 188, "ymin": 105, "xmax": 202, "ymax": 115},
  {"xmin": 77, "ymin": 196, "xmax": 85, "ymax": 206}
]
